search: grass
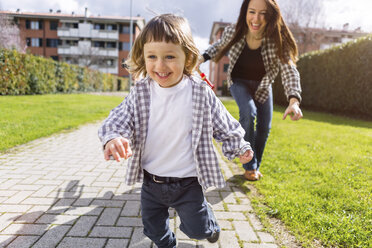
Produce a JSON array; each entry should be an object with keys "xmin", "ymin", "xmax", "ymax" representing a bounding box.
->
[
  {"xmin": 222, "ymin": 100, "xmax": 372, "ymax": 248},
  {"xmin": 0, "ymin": 94, "xmax": 124, "ymax": 153}
]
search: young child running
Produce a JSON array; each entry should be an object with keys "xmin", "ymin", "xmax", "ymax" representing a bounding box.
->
[{"xmin": 98, "ymin": 14, "xmax": 253, "ymax": 248}]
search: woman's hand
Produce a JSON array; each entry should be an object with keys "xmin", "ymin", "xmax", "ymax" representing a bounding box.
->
[{"xmin": 283, "ymin": 98, "xmax": 303, "ymax": 121}]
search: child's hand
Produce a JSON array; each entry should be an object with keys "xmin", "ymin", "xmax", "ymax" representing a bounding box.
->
[
  {"xmin": 239, "ymin": 150, "xmax": 254, "ymax": 164},
  {"xmin": 104, "ymin": 137, "xmax": 132, "ymax": 162}
]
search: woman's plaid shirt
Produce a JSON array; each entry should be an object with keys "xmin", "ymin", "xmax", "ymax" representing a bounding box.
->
[
  {"xmin": 205, "ymin": 25, "xmax": 302, "ymax": 104},
  {"xmin": 98, "ymin": 76, "xmax": 251, "ymax": 190}
]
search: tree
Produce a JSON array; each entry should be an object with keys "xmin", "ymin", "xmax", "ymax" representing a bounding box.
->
[
  {"xmin": 0, "ymin": 13, "xmax": 26, "ymax": 52},
  {"xmin": 279, "ymin": 0, "xmax": 325, "ymax": 54}
]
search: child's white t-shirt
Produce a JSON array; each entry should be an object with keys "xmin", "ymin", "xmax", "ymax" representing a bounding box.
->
[{"xmin": 142, "ymin": 76, "xmax": 197, "ymax": 177}]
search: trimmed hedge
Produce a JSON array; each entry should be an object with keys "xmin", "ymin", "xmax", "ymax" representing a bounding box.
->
[
  {"xmin": 0, "ymin": 48, "xmax": 128, "ymax": 95},
  {"xmin": 273, "ymin": 34, "xmax": 372, "ymax": 119}
]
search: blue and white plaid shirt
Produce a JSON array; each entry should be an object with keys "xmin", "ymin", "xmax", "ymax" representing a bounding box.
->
[
  {"xmin": 98, "ymin": 75, "xmax": 251, "ymax": 189},
  {"xmin": 205, "ymin": 25, "xmax": 302, "ymax": 104}
]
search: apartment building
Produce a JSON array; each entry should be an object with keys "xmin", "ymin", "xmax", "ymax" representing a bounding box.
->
[
  {"xmin": 1, "ymin": 10, "xmax": 145, "ymax": 78},
  {"xmin": 208, "ymin": 22, "xmax": 369, "ymax": 96}
]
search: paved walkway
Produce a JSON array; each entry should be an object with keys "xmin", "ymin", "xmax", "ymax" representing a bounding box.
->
[{"xmin": 0, "ymin": 122, "xmax": 278, "ymax": 248}]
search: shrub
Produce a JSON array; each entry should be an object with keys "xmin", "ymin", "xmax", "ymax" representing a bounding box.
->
[
  {"xmin": 273, "ymin": 34, "xmax": 372, "ymax": 119},
  {"xmin": 0, "ymin": 48, "xmax": 125, "ymax": 95}
]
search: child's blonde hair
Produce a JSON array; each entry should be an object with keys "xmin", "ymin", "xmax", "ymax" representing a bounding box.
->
[{"xmin": 125, "ymin": 14, "xmax": 200, "ymax": 79}]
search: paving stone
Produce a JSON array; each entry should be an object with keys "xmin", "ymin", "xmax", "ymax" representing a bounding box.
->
[
  {"xmin": 233, "ymin": 220, "xmax": 258, "ymax": 242},
  {"xmin": 121, "ymin": 201, "xmax": 141, "ymax": 216},
  {"xmin": 117, "ymin": 217, "xmax": 143, "ymax": 227},
  {"xmin": 218, "ymin": 220, "xmax": 233, "ymax": 230},
  {"xmin": 243, "ymin": 243, "xmax": 279, "ymax": 248},
  {"xmin": 106, "ymin": 238, "xmax": 130, "ymax": 248},
  {"xmin": 89, "ymin": 226, "xmax": 132, "ymax": 238},
  {"xmin": 57, "ymin": 237, "xmax": 106, "ymax": 248},
  {"xmin": 214, "ymin": 211, "xmax": 246, "ymax": 220},
  {"xmin": 178, "ymin": 240, "xmax": 198, "ymax": 247},
  {"xmin": 219, "ymin": 230, "xmax": 240, "ymax": 247},
  {"xmin": 91, "ymin": 199, "xmax": 125, "ymax": 208},
  {"xmin": 257, "ymin": 231, "xmax": 276, "ymax": 243},
  {"xmin": 67, "ymin": 216, "xmax": 98, "ymax": 237},
  {"xmin": 97, "ymin": 208, "xmax": 121, "ymax": 226},
  {"xmin": 248, "ymin": 213, "xmax": 264, "ymax": 230},
  {"xmin": 0, "ymin": 235, "xmax": 16, "ymax": 247},
  {"xmin": 0, "ymin": 190, "xmax": 18, "ymax": 197},
  {"xmin": 14, "ymin": 210, "xmax": 45, "ymax": 224},
  {"xmin": 128, "ymin": 227, "xmax": 152, "ymax": 248},
  {"xmin": 64, "ymin": 206, "xmax": 103, "ymax": 216},
  {"xmin": 6, "ymin": 235, "xmax": 39, "ymax": 248},
  {"xmin": 2, "ymin": 223, "xmax": 49, "ymax": 235},
  {"xmin": 220, "ymin": 191, "xmax": 237, "ymax": 204},
  {"xmin": 0, "ymin": 204, "xmax": 32, "ymax": 213},
  {"xmin": 228, "ymin": 204, "xmax": 252, "ymax": 212},
  {"xmin": 32, "ymin": 225, "xmax": 71, "ymax": 248},
  {"xmin": 32, "ymin": 186, "xmax": 58, "ymax": 198},
  {"xmin": 0, "ymin": 213, "xmax": 19, "ymax": 231},
  {"xmin": 36, "ymin": 213, "xmax": 77, "ymax": 225}
]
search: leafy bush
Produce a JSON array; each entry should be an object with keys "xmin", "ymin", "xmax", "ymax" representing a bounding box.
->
[
  {"xmin": 273, "ymin": 34, "xmax": 372, "ymax": 119},
  {"xmin": 0, "ymin": 48, "xmax": 127, "ymax": 95}
]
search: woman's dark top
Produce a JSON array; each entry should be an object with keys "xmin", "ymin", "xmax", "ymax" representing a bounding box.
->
[{"xmin": 231, "ymin": 42, "xmax": 266, "ymax": 82}]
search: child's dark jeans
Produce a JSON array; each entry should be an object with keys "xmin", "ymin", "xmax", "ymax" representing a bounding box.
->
[{"xmin": 141, "ymin": 171, "xmax": 220, "ymax": 248}]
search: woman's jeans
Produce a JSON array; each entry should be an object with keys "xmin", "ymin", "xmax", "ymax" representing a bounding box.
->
[
  {"xmin": 229, "ymin": 78, "xmax": 273, "ymax": 171},
  {"xmin": 141, "ymin": 176, "xmax": 219, "ymax": 248}
]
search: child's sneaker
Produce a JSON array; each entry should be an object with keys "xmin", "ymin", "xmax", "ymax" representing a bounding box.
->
[{"xmin": 206, "ymin": 202, "xmax": 220, "ymax": 243}]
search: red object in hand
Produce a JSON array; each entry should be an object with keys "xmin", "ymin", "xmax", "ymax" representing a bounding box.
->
[{"xmin": 196, "ymin": 68, "xmax": 214, "ymax": 89}]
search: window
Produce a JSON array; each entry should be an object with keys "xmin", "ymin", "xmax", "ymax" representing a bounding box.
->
[
  {"xmin": 64, "ymin": 23, "xmax": 78, "ymax": 28},
  {"xmin": 106, "ymin": 59, "xmax": 114, "ymax": 66},
  {"xmin": 94, "ymin": 23, "xmax": 105, "ymax": 30},
  {"xmin": 121, "ymin": 25, "xmax": 130, "ymax": 34},
  {"xmin": 106, "ymin": 42, "xmax": 116, "ymax": 48},
  {"xmin": 50, "ymin": 21, "xmax": 58, "ymax": 30},
  {"xmin": 333, "ymin": 37, "xmax": 341, "ymax": 42},
  {"xmin": 120, "ymin": 42, "xmax": 131, "ymax": 51},
  {"xmin": 65, "ymin": 40, "xmax": 78, "ymax": 46},
  {"xmin": 107, "ymin": 24, "xmax": 117, "ymax": 31},
  {"xmin": 46, "ymin": 39, "xmax": 60, "ymax": 47},
  {"xmin": 93, "ymin": 41, "xmax": 105, "ymax": 48},
  {"xmin": 28, "ymin": 38, "xmax": 42, "ymax": 47},
  {"xmin": 223, "ymin": 64, "xmax": 229, "ymax": 72},
  {"xmin": 121, "ymin": 25, "xmax": 134, "ymax": 34},
  {"xmin": 31, "ymin": 20, "xmax": 43, "ymax": 30}
]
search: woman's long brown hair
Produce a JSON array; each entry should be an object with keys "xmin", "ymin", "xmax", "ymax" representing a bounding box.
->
[{"xmin": 214, "ymin": 0, "xmax": 298, "ymax": 64}]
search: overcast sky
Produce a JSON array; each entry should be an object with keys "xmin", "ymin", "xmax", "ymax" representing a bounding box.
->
[{"xmin": 1, "ymin": 0, "xmax": 371, "ymax": 72}]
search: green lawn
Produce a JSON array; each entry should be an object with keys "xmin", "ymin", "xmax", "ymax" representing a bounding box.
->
[
  {"xmin": 0, "ymin": 94, "xmax": 124, "ymax": 153},
  {"xmin": 223, "ymin": 100, "xmax": 372, "ymax": 248}
]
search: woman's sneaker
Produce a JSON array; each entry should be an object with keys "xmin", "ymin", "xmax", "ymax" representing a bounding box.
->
[{"xmin": 206, "ymin": 202, "xmax": 220, "ymax": 243}]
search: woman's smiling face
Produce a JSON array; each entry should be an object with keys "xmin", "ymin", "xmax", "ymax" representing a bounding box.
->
[{"xmin": 246, "ymin": 0, "xmax": 268, "ymax": 37}]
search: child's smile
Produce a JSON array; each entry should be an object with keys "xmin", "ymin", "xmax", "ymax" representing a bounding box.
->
[{"xmin": 144, "ymin": 41, "xmax": 186, "ymax": 88}]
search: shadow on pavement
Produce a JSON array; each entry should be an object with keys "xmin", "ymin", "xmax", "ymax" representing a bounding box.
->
[{"xmin": 1, "ymin": 179, "xmax": 234, "ymax": 247}]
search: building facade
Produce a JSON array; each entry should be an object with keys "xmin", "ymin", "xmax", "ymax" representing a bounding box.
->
[
  {"xmin": 1, "ymin": 10, "xmax": 145, "ymax": 78},
  {"xmin": 208, "ymin": 22, "xmax": 369, "ymax": 96}
]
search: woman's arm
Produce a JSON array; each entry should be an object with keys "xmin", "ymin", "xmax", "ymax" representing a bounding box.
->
[
  {"xmin": 283, "ymin": 97, "xmax": 303, "ymax": 121},
  {"xmin": 279, "ymin": 59, "xmax": 303, "ymax": 121},
  {"xmin": 204, "ymin": 25, "xmax": 236, "ymax": 60}
]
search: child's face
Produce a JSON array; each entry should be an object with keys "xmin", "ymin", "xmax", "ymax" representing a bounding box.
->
[{"xmin": 144, "ymin": 41, "xmax": 186, "ymax": 88}]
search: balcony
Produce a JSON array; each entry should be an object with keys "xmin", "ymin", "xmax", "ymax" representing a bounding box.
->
[
  {"xmin": 57, "ymin": 24, "xmax": 118, "ymax": 40},
  {"xmin": 58, "ymin": 46, "xmax": 118, "ymax": 57},
  {"xmin": 57, "ymin": 28, "xmax": 79, "ymax": 38},
  {"xmin": 91, "ymin": 30, "xmax": 118, "ymax": 40}
]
